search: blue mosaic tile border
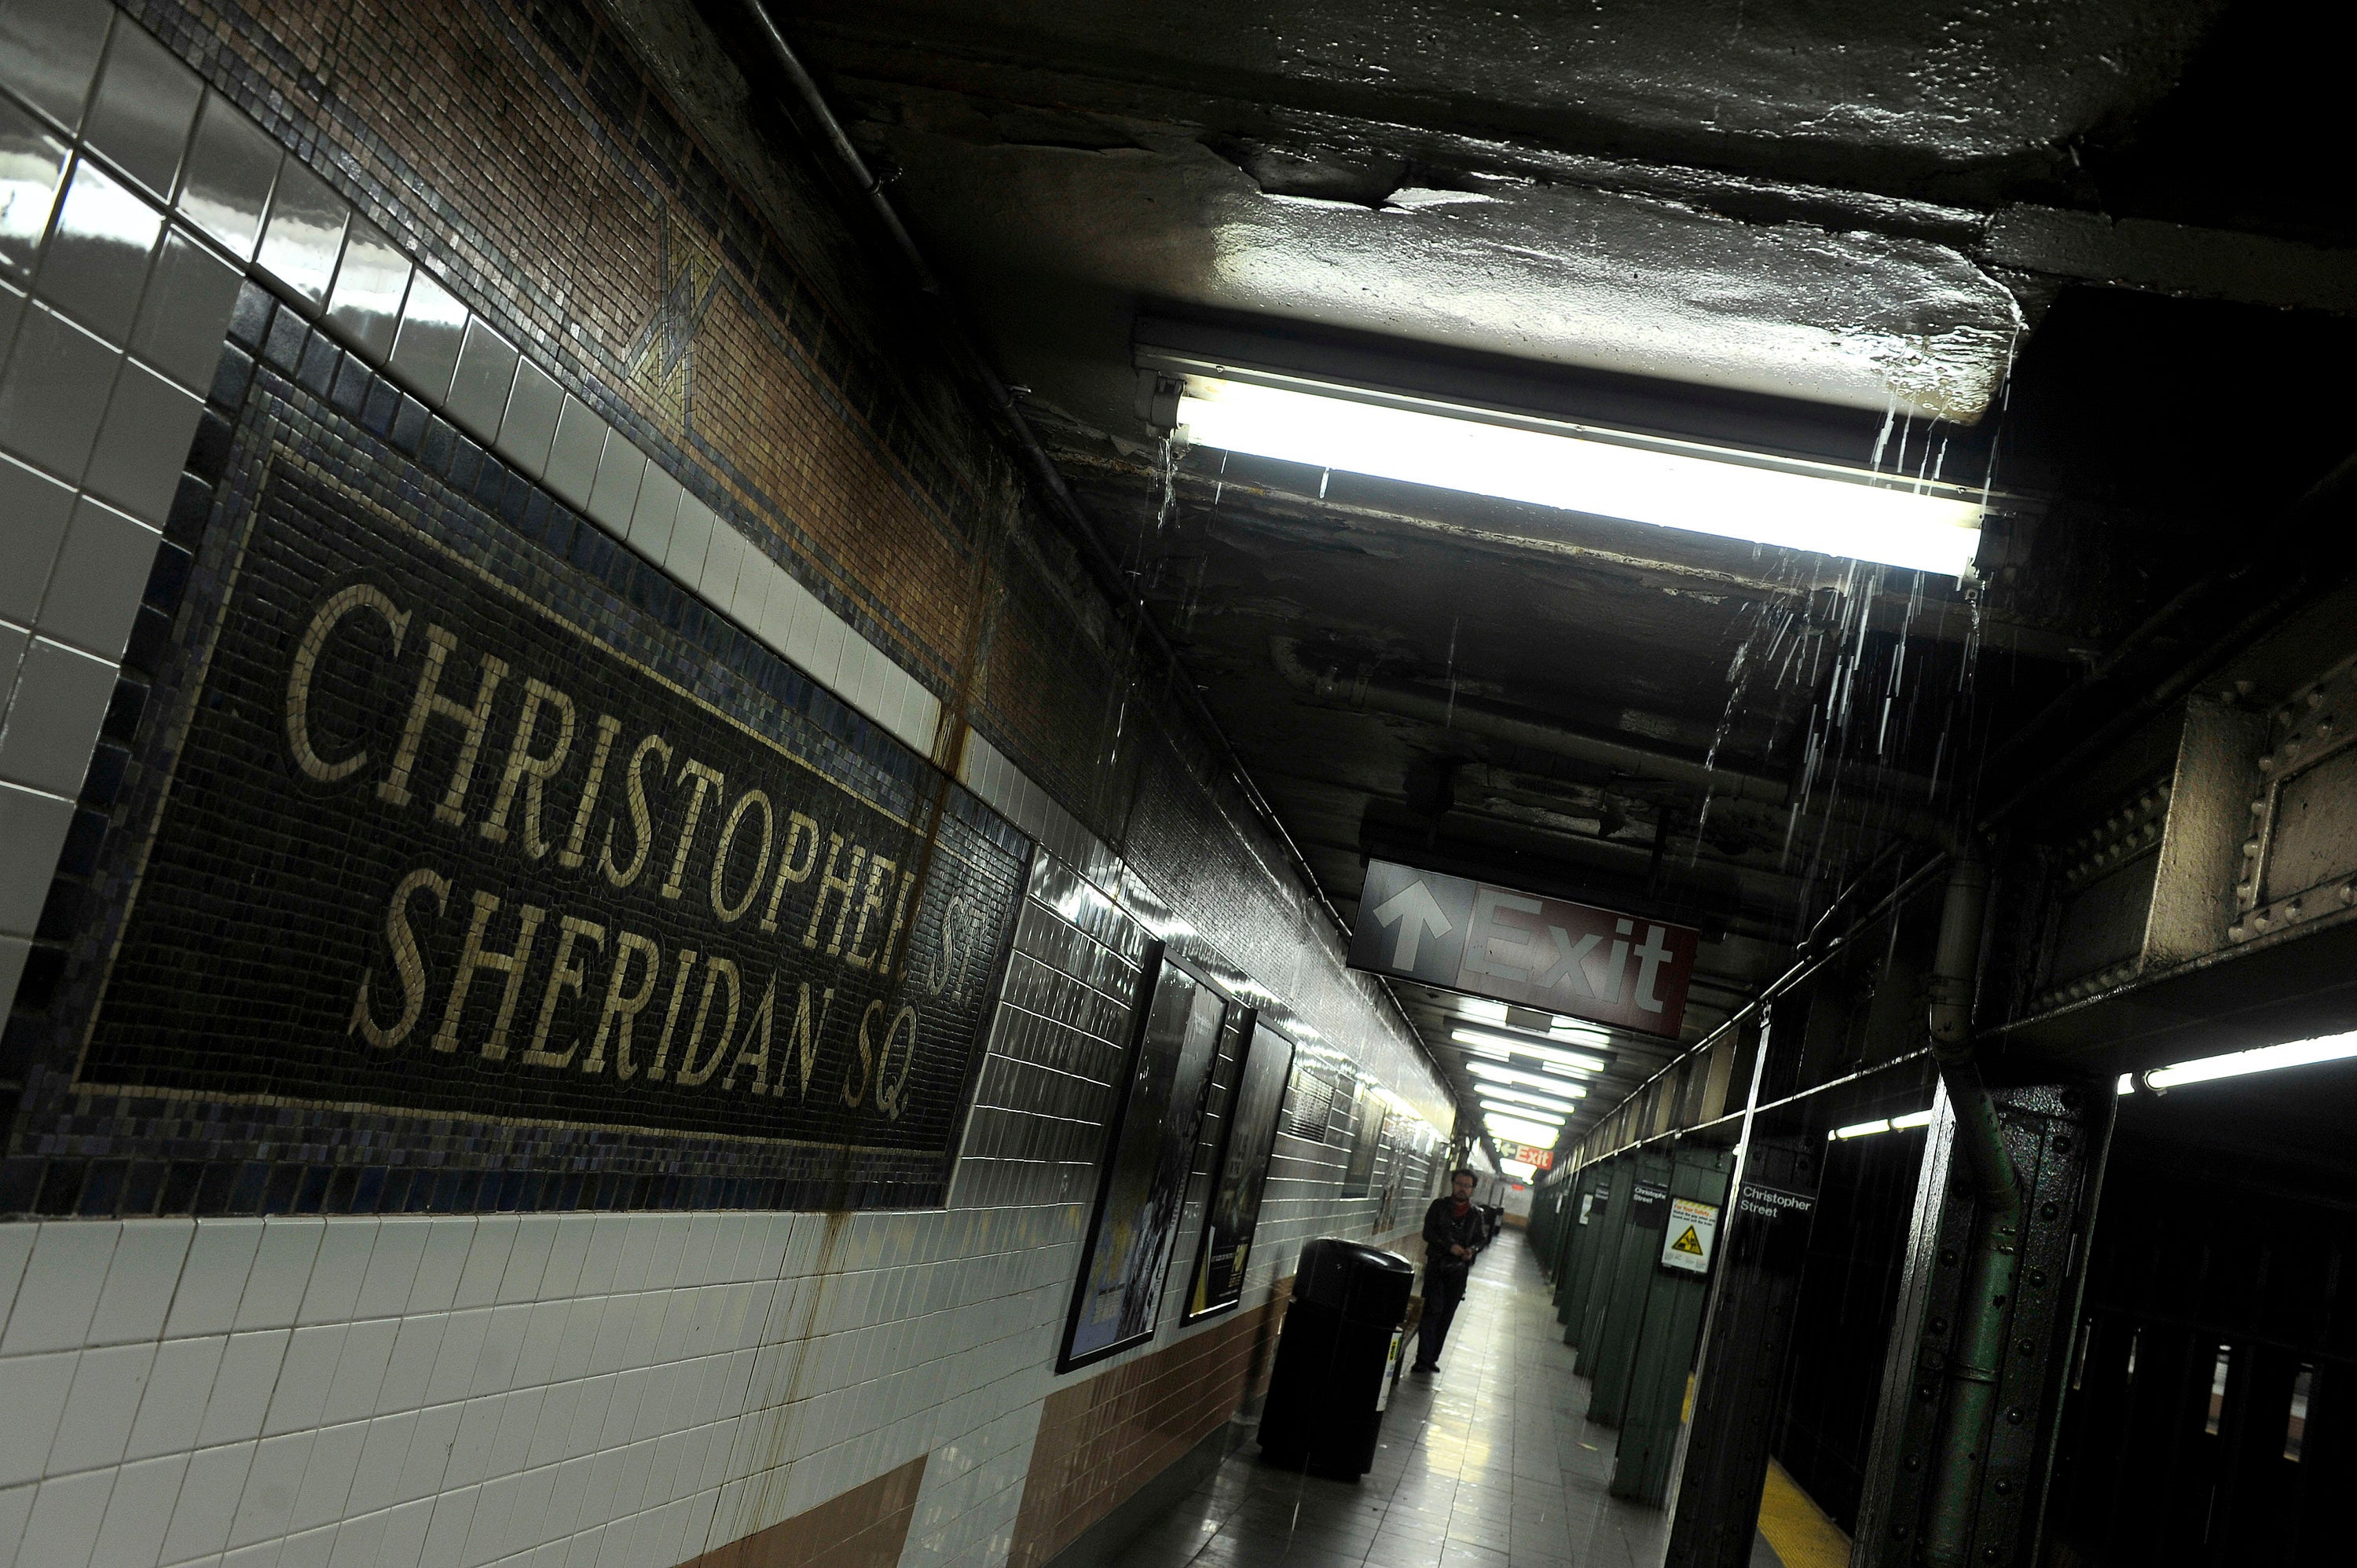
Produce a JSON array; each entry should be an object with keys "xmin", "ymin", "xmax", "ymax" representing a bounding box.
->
[{"xmin": 0, "ymin": 276, "xmax": 1030, "ymax": 1220}]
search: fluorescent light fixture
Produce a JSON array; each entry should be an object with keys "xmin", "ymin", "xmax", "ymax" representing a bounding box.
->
[
  {"xmin": 1451, "ymin": 1028, "xmax": 1608, "ymax": 1074},
  {"xmin": 1483, "ymin": 1105, "xmax": 1564, "ymax": 1132},
  {"xmin": 1827, "ymin": 1108, "xmax": 1936, "ymax": 1141},
  {"xmin": 1466, "ymin": 1061, "xmax": 1589, "ymax": 1098},
  {"xmin": 1481, "ymin": 1093, "xmax": 1565, "ymax": 1119},
  {"xmin": 1481, "ymin": 1080, "xmax": 1582, "ymax": 1110},
  {"xmin": 1486, "ymin": 1114, "xmax": 1564, "ymax": 1146},
  {"xmin": 1500, "ymin": 1158, "xmax": 1537, "ymax": 1179},
  {"xmin": 1458, "ymin": 998, "xmax": 1511, "ymax": 1025},
  {"xmin": 1177, "ymin": 377, "xmax": 1985, "ymax": 578},
  {"xmin": 1549, "ymin": 1024, "xmax": 1611, "ymax": 1049},
  {"xmin": 2121, "ymin": 1030, "xmax": 2357, "ymax": 1094},
  {"xmin": 1479, "ymin": 1087, "xmax": 1567, "ymax": 1114}
]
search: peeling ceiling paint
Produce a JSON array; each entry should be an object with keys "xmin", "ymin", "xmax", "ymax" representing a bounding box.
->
[{"xmin": 864, "ymin": 120, "xmax": 2023, "ymax": 427}]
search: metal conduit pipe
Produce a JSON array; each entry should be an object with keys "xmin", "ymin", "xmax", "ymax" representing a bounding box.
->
[
  {"xmin": 1266, "ymin": 637, "xmax": 1958, "ymax": 848},
  {"xmin": 1267, "ymin": 635, "xmax": 1789, "ymax": 804},
  {"xmin": 1920, "ymin": 852, "xmax": 2020, "ymax": 1568}
]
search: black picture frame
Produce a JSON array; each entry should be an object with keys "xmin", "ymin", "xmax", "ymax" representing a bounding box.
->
[
  {"xmin": 1338, "ymin": 1079, "xmax": 1388, "ymax": 1199},
  {"xmin": 1181, "ymin": 1014, "xmax": 1299, "ymax": 1324},
  {"xmin": 1057, "ymin": 943, "xmax": 1229, "ymax": 1372}
]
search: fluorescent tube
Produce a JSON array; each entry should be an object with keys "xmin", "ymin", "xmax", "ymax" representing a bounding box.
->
[
  {"xmin": 1482, "ymin": 1102, "xmax": 1564, "ymax": 1129},
  {"xmin": 1828, "ymin": 1108, "xmax": 1936, "ymax": 1141},
  {"xmin": 1451, "ymin": 1029, "xmax": 1608, "ymax": 1073},
  {"xmin": 1820, "ymin": 1098, "xmax": 1933, "ymax": 1136},
  {"xmin": 1482, "ymin": 1080, "xmax": 1582, "ymax": 1109},
  {"xmin": 1466, "ymin": 1061, "xmax": 1589, "ymax": 1097},
  {"xmin": 2141, "ymin": 1031, "xmax": 2357, "ymax": 1091},
  {"xmin": 1486, "ymin": 1114, "xmax": 1564, "ymax": 1146},
  {"xmin": 1179, "ymin": 379, "xmax": 1984, "ymax": 577},
  {"xmin": 1480, "ymin": 1085, "xmax": 1582, "ymax": 1117}
]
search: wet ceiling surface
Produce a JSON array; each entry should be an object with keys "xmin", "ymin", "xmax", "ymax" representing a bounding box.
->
[{"xmin": 761, "ymin": 0, "xmax": 2357, "ymax": 1149}]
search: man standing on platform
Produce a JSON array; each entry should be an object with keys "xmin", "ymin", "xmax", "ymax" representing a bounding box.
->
[{"xmin": 1410, "ymin": 1168, "xmax": 1486, "ymax": 1373}]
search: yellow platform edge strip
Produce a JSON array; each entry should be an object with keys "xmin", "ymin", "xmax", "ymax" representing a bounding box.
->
[{"xmin": 1756, "ymin": 1456, "xmax": 1853, "ymax": 1568}]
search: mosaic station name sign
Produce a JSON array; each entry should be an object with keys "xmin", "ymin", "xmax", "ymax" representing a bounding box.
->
[{"xmin": 79, "ymin": 470, "xmax": 1025, "ymax": 1163}]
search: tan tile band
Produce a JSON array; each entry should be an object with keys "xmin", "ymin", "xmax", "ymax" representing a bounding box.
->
[
  {"xmin": 677, "ymin": 1454, "xmax": 929, "ymax": 1568},
  {"xmin": 1008, "ymin": 1279, "xmax": 1297, "ymax": 1568}
]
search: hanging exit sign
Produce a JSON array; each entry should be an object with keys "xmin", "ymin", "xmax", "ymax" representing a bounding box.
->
[
  {"xmin": 1347, "ymin": 859, "xmax": 1699, "ymax": 1038},
  {"xmin": 1494, "ymin": 1141, "xmax": 1556, "ymax": 1169}
]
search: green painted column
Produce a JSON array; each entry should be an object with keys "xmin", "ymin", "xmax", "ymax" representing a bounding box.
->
[
  {"xmin": 1611, "ymin": 1142, "xmax": 1737, "ymax": 1503},
  {"xmin": 1588, "ymin": 1148, "xmax": 1677, "ymax": 1425},
  {"xmin": 1556, "ymin": 1162, "xmax": 1613, "ymax": 1335},
  {"xmin": 1564, "ymin": 1158, "xmax": 1624, "ymax": 1350}
]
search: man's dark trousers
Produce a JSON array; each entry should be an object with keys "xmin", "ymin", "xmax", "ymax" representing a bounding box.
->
[{"xmin": 1416, "ymin": 1266, "xmax": 1468, "ymax": 1369}]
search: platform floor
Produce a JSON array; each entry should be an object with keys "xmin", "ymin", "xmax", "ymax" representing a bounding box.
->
[{"xmin": 1105, "ymin": 1232, "xmax": 1782, "ymax": 1568}]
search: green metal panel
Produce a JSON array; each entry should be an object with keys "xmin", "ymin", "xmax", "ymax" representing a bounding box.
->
[
  {"xmin": 1533, "ymin": 1178, "xmax": 1566, "ymax": 1273},
  {"xmin": 1545, "ymin": 1172, "xmax": 1578, "ymax": 1299},
  {"xmin": 1556, "ymin": 1163, "xmax": 1613, "ymax": 1334},
  {"xmin": 1587, "ymin": 1149, "xmax": 1677, "ymax": 1425},
  {"xmin": 1611, "ymin": 1143, "xmax": 1736, "ymax": 1503},
  {"xmin": 1563, "ymin": 1160, "xmax": 1622, "ymax": 1347},
  {"xmin": 1546, "ymin": 1180, "xmax": 1575, "ymax": 1280}
]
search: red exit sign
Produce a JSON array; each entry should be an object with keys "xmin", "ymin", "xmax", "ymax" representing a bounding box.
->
[
  {"xmin": 1495, "ymin": 1141, "xmax": 1556, "ymax": 1169},
  {"xmin": 1348, "ymin": 859, "xmax": 1699, "ymax": 1038}
]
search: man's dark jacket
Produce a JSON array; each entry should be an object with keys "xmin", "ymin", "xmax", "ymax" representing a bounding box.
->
[{"xmin": 1422, "ymin": 1195, "xmax": 1486, "ymax": 1278}]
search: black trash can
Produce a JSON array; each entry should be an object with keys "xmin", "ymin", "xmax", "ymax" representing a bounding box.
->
[{"xmin": 1256, "ymin": 1238, "xmax": 1416, "ymax": 1478}]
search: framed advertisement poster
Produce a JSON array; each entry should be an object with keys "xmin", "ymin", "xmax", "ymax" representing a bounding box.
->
[
  {"xmin": 1339, "ymin": 1082, "xmax": 1388, "ymax": 1198},
  {"xmin": 1058, "ymin": 945, "xmax": 1228, "ymax": 1371},
  {"xmin": 1182, "ymin": 1017, "xmax": 1298, "ymax": 1323}
]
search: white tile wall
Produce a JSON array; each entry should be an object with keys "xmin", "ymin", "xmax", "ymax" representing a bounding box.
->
[{"xmin": 0, "ymin": 1207, "xmax": 1085, "ymax": 1568}]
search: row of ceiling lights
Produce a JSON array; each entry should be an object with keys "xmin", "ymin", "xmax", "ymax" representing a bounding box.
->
[
  {"xmin": 1442, "ymin": 1000, "xmax": 1611, "ymax": 1171},
  {"xmin": 1461, "ymin": 1008, "xmax": 2357, "ymax": 1175}
]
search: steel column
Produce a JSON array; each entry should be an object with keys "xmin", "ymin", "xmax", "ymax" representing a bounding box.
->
[
  {"xmin": 1661, "ymin": 1136, "xmax": 1826, "ymax": 1565},
  {"xmin": 1589, "ymin": 1148, "xmax": 1677, "ymax": 1425},
  {"xmin": 1611, "ymin": 1142, "xmax": 1737, "ymax": 1503},
  {"xmin": 1852, "ymin": 1082, "xmax": 2113, "ymax": 1566}
]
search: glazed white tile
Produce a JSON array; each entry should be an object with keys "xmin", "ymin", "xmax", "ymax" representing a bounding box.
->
[
  {"xmin": 2, "ymin": 1222, "xmax": 118, "ymax": 1354},
  {"xmin": 234, "ymin": 1222, "xmax": 325, "ymax": 1332},
  {"xmin": 126, "ymin": 1333, "xmax": 225, "ymax": 1463},
  {"xmin": 49, "ymin": 1339, "xmax": 156, "ymax": 1474},
  {"xmin": 196, "ymin": 1331, "xmax": 286, "ymax": 1447},
  {"xmin": 85, "ymin": 1218, "xmax": 192, "ymax": 1346}
]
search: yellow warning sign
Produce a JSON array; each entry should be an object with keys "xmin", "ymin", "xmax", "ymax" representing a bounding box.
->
[{"xmin": 1660, "ymin": 1197, "xmax": 1719, "ymax": 1273}]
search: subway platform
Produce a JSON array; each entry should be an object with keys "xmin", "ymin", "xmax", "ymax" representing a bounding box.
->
[{"xmin": 1101, "ymin": 1235, "xmax": 1787, "ymax": 1568}]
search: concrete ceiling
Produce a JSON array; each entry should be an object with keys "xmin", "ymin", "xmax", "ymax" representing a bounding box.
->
[{"xmin": 766, "ymin": 0, "xmax": 2357, "ymax": 1151}]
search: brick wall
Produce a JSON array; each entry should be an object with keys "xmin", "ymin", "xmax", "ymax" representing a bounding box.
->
[
  {"xmin": 682, "ymin": 1453, "xmax": 928, "ymax": 1568},
  {"xmin": 1007, "ymin": 1283, "xmax": 1290, "ymax": 1568}
]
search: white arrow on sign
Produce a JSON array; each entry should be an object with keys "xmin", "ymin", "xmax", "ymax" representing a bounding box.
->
[{"xmin": 1372, "ymin": 879, "xmax": 1452, "ymax": 969}]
